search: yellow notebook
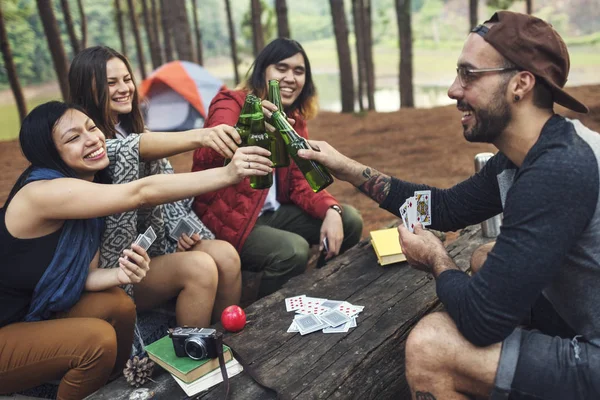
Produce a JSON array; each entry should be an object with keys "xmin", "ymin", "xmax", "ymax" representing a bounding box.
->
[{"xmin": 370, "ymin": 227, "xmax": 407, "ymax": 266}]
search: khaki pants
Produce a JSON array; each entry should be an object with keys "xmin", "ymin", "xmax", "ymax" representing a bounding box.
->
[
  {"xmin": 241, "ymin": 204, "xmax": 363, "ymax": 297},
  {"xmin": 0, "ymin": 287, "xmax": 136, "ymax": 400}
]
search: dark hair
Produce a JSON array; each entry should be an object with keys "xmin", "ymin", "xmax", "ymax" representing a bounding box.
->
[
  {"xmin": 499, "ymin": 58, "xmax": 553, "ymax": 111},
  {"xmin": 4, "ymin": 101, "xmax": 110, "ymax": 206},
  {"xmin": 68, "ymin": 46, "xmax": 144, "ymax": 139},
  {"xmin": 240, "ymin": 38, "xmax": 318, "ymax": 119}
]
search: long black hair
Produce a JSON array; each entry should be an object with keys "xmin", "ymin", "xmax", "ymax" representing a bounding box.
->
[
  {"xmin": 241, "ymin": 38, "xmax": 318, "ymax": 119},
  {"xmin": 68, "ymin": 46, "xmax": 145, "ymax": 138},
  {"xmin": 3, "ymin": 101, "xmax": 110, "ymax": 207}
]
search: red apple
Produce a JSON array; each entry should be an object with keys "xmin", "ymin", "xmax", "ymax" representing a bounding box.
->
[{"xmin": 221, "ymin": 305, "xmax": 246, "ymax": 332}]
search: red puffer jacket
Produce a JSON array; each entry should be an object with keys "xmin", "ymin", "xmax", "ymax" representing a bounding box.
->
[{"xmin": 192, "ymin": 89, "xmax": 339, "ymax": 251}]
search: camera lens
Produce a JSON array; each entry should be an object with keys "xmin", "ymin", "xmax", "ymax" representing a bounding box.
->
[{"xmin": 184, "ymin": 337, "xmax": 208, "ymax": 360}]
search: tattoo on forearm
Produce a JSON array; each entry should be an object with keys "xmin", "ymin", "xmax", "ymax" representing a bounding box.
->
[
  {"xmin": 358, "ymin": 167, "xmax": 391, "ymax": 204},
  {"xmin": 415, "ymin": 391, "xmax": 437, "ymax": 400}
]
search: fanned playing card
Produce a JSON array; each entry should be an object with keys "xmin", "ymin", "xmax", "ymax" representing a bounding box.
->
[
  {"xmin": 170, "ymin": 218, "xmax": 196, "ymax": 241},
  {"xmin": 134, "ymin": 226, "xmax": 157, "ymax": 251},
  {"xmin": 414, "ymin": 190, "xmax": 432, "ymax": 226}
]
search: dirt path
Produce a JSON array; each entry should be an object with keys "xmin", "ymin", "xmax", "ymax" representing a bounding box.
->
[{"xmin": 2, "ymin": 84, "xmax": 599, "ymax": 239}]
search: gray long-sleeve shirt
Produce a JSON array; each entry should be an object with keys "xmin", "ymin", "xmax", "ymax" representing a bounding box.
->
[{"xmin": 381, "ymin": 115, "xmax": 600, "ymax": 347}]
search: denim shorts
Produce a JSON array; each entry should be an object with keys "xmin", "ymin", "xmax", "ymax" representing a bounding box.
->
[{"xmin": 491, "ymin": 296, "xmax": 600, "ymax": 400}]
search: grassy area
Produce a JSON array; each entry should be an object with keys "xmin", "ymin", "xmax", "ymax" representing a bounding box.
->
[{"xmin": 0, "ymin": 95, "xmax": 59, "ymax": 142}]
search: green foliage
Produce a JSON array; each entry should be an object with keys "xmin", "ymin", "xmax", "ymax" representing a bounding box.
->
[
  {"xmin": 485, "ymin": 0, "xmax": 515, "ymax": 9},
  {"xmin": 240, "ymin": 0, "xmax": 276, "ymax": 55}
]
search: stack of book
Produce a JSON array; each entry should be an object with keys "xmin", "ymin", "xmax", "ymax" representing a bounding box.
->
[
  {"xmin": 370, "ymin": 227, "xmax": 407, "ymax": 266},
  {"xmin": 145, "ymin": 335, "xmax": 243, "ymax": 396}
]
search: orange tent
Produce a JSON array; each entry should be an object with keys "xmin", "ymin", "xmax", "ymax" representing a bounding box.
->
[{"xmin": 139, "ymin": 61, "xmax": 225, "ymax": 131}]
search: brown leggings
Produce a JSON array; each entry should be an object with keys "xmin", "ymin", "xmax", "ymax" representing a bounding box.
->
[{"xmin": 0, "ymin": 287, "xmax": 136, "ymax": 400}]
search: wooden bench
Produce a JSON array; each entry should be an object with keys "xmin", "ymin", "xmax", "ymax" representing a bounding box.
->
[{"xmin": 87, "ymin": 224, "xmax": 492, "ymax": 400}]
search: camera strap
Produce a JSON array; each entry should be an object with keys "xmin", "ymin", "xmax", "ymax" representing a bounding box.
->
[{"xmin": 213, "ymin": 333, "xmax": 288, "ymax": 400}]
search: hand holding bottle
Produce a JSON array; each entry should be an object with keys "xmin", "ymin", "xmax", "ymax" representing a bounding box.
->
[
  {"xmin": 198, "ymin": 124, "xmax": 242, "ymax": 159},
  {"xmin": 224, "ymin": 145, "xmax": 272, "ymax": 184},
  {"xmin": 298, "ymin": 140, "xmax": 364, "ymax": 185}
]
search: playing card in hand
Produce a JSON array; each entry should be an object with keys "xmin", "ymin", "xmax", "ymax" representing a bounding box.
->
[
  {"xmin": 414, "ymin": 190, "xmax": 432, "ymax": 226},
  {"xmin": 170, "ymin": 218, "xmax": 196, "ymax": 242},
  {"xmin": 406, "ymin": 196, "xmax": 418, "ymax": 233},
  {"xmin": 133, "ymin": 226, "xmax": 157, "ymax": 251}
]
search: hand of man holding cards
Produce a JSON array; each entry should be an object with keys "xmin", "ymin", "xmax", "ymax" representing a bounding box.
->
[{"xmin": 397, "ymin": 190, "xmax": 455, "ymax": 276}]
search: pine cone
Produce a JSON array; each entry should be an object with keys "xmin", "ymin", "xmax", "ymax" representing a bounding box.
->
[{"xmin": 123, "ymin": 356, "xmax": 155, "ymax": 388}]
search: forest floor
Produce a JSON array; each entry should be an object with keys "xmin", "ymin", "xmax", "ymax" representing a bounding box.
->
[{"xmin": 1, "ymin": 84, "xmax": 599, "ymax": 241}]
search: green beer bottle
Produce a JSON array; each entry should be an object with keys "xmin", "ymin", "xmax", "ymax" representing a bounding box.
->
[
  {"xmin": 224, "ymin": 94, "xmax": 257, "ymax": 166},
  {"xmin": 247, "ymin": 98, "xmax": 273, "ymax": 189},
  {"xmin": 267, "ymin": 80, "xmax": 290, "ymax": 168},
  {"xmin": 270, "ymin": 110, "xmax": 333, "ymax": 193}
]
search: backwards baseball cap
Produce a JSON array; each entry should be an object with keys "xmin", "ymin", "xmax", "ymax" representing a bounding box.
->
[{"xmin": 472, "ymin": 11, "xmax": 588, "ymax": 114}]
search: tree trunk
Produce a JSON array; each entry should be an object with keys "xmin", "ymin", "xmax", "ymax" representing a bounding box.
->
[
  {"xmin": 150, "ymin": 0, "xmax": 162, "ymax": 65},
  {"xmin": 77, "ymin": 0, "xmax": 87, "ymax": 49},
  {"xmin": 114, "ymin": 0, "xmax": 127, "ymax": 57},
  {"xmin": 168, "ymin": 0, "xmax": 194, "ymax": 62},
  {"xmin": 160, "ymin": 0, "xmax": 174, "ymax": 62},
  {"xmin": 36, "ymin": 0, "xmax": 70, "ymax": 100},
  {"xmin": 275, "ymin": 0, "xmax": 290, "ymax": 38},
  {"xmin": 126, "ymin": 0, "xmax": 147, "ymax": 79},
  {"xmin": 141, "ymin": 0, "xmax": 161, "ymax": 69},
  {"xmin": 329, "ymin": 0, "xmax": 355, "ymax": 113},
  {"xmin": 352, "ymin": 0, "xmax": 365, "ymax": 111},
  {"xmin": 225, "ymin": 0, "xmax": 240, "ymax": 84},
  {"xmin": 362, "ymin": 0, "xmax": 375, "ymax": 110},
  {"xmin": 526, "ymin": 0, "xmax": 533, "ymax": 14},
  {"xmin": 469, "ymin": 0, "xmax": 478, "ymax": 31},
  {"xmin": 60, "ymin": 0, "xmax": 80, "ymax": 55},
  {"xmin": 191, "ymin": 0, "xmax": 204, "ymax": 65},
  {"xmin": 250, "ymin": 0, "xmax": 264, "ymax": 56},
  {"xmin": 395, "ymin": 0, "xmax": 414, "ymax": 108},
  {"xmin": 0, "ymin": 3, "xmax": 27, "ymax": 121}
]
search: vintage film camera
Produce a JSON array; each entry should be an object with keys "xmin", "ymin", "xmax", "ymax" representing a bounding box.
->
[{"xmin": 169, "ymin": 327, "xmax": 219, "ymax": 360}]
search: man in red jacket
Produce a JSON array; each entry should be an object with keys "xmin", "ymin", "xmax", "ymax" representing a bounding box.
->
[{"xmin": 192, "ymin": 38, "xmax": 363, "ymax": 298}]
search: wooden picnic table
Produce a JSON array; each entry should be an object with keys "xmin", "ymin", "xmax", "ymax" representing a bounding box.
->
[{"xmin": 87, "ymin": 224, "xmax": 492, "ymax": 400}]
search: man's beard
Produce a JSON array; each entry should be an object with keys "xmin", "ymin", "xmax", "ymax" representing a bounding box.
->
[{"xmin": 462, "ymin": 87, "xmax": 512, "ymax": 143}]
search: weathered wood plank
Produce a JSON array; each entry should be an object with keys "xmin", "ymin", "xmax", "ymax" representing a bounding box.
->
[{"xmin": 88, "ymin": 225, "xmax": 492, "ymax": 400}]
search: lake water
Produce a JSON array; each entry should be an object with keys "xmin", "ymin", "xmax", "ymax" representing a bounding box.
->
[{"xmin": 305, "ymin": 72, "xmax": 455, "ymax": 112}]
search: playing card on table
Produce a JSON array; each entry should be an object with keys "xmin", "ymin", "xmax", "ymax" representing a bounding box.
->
[
  {"xmin": 414, "ymin": 190, "xmax": 432, "ymax": 226},
  {"xmin": 297, "ymin": 303, "xmax": 329, "ymax": 315},
  {"xmin": 323, "ymin": 320, "xmax": 351, "ymax": 334},
  {"xmin": 335, "ymin": 302, "xmax": 364, "ymax": 317},
  {"xmin": 319, "ymin": 309, "xmax": 351, "ymax": 327},
  {"xmin": 287, "ymin": 320, "xmax": 299, "ymax": 333},
  {"xmin": 170, "ymin": 218, "xmax": 196, "ymax": 241},
  {"xmin": 285, "ymin": 295, "xmax": 306, "ymax": 312},
  {"xmin": 295, "ymin": 314, "xmax": 327, "ymax": 335},
  {"xmin": 320, "ymin": 300, "xmax": 344, "ymax": 310}
]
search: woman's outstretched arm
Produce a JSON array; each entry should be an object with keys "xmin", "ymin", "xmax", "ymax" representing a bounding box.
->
[{"xmin": 137, "ymin": 124, "xmax": 242, "ymax": 161}]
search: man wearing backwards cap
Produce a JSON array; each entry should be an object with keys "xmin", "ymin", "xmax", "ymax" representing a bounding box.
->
[{"xmin": 296, "ymin": 11, "xmax": 599, "ymax": 400}]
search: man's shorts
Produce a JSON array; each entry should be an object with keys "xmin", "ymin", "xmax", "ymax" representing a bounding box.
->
[{"xmin": 491, "ymin": 296, "xmax": 600, "ymax": 400}]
